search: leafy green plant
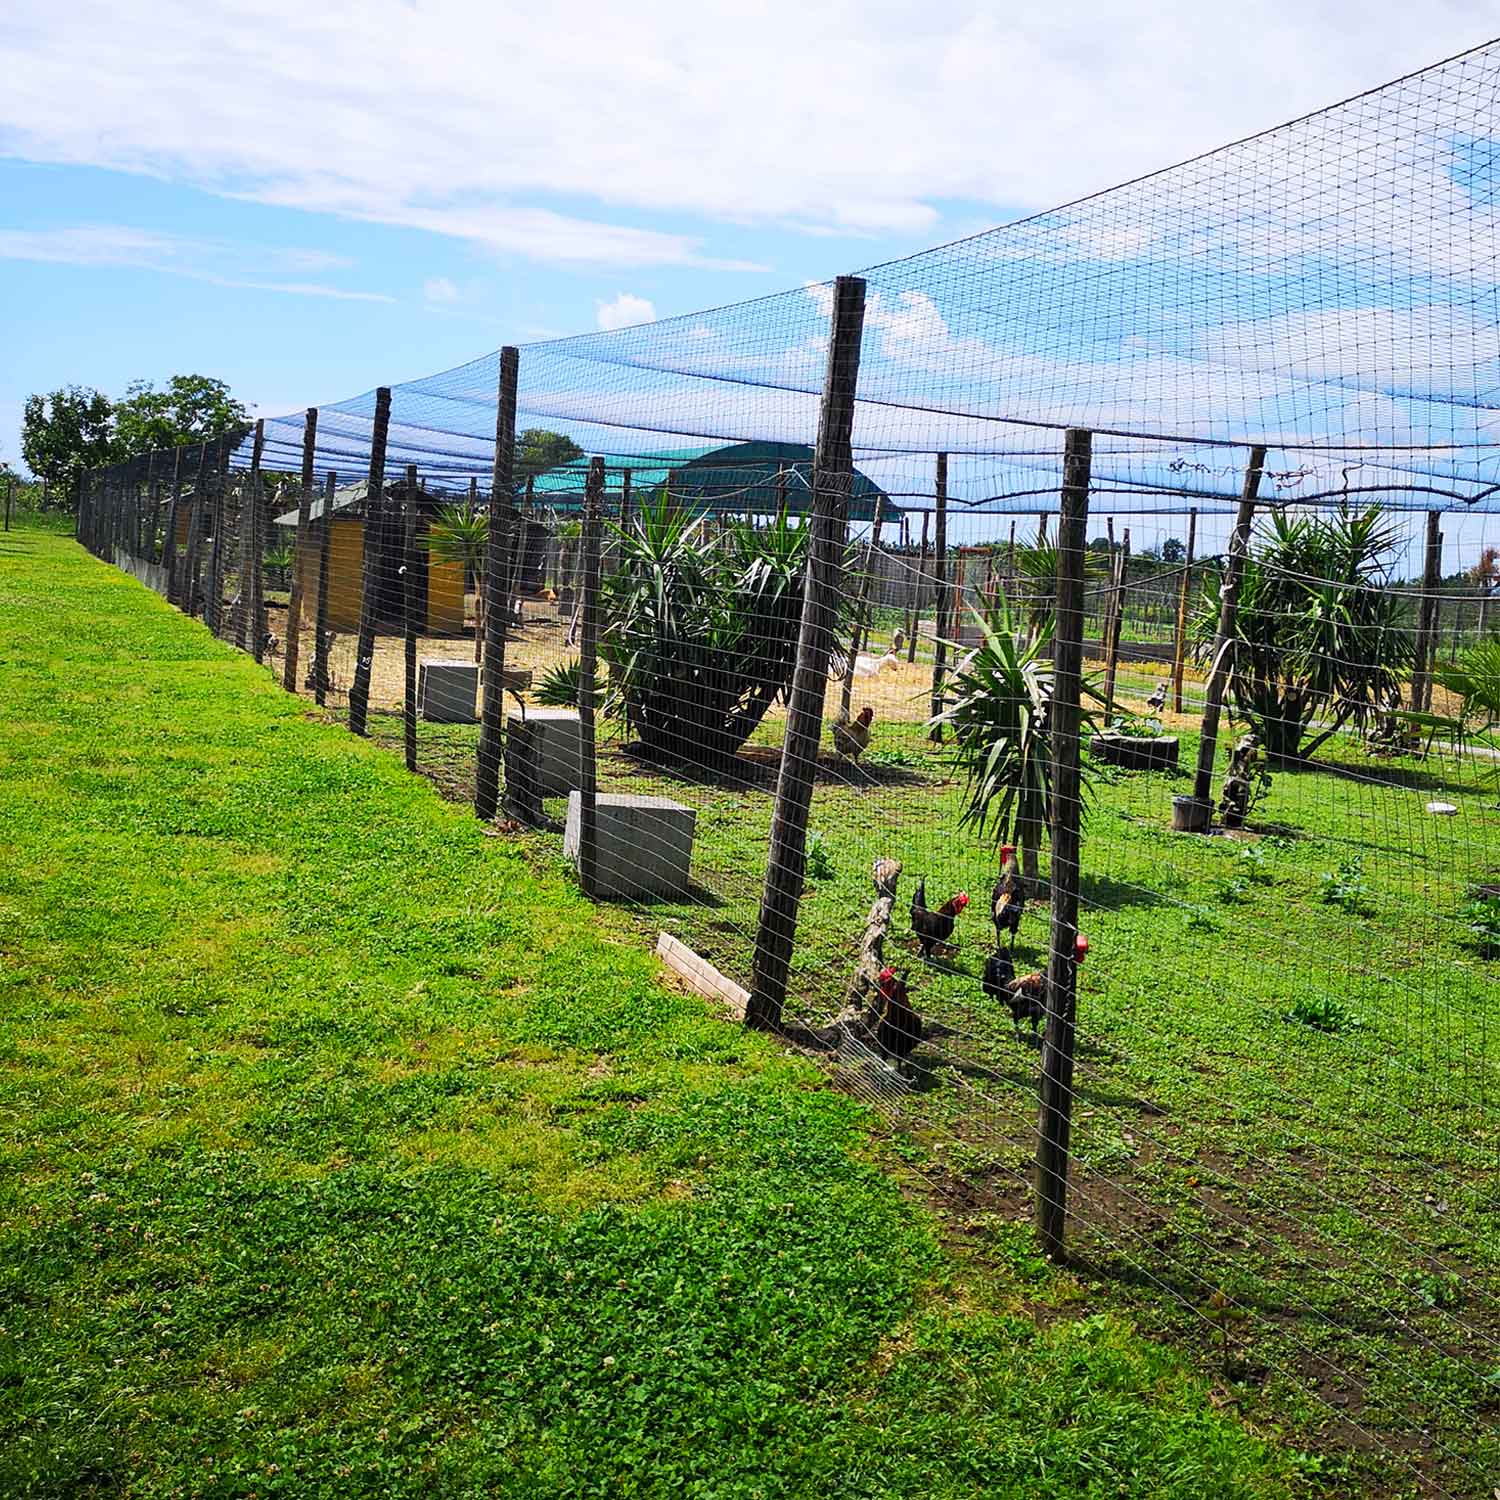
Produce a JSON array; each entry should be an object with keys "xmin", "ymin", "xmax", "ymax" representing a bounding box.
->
[
  {"xmin": 536, "ymin": 658, "xmax": 583, "ymax": 707},
  {"xmin": 1109, "ymin": 714, "xmax": 1162, "ymax": 739},
  {"xmin": 805, "ymin": 830, "xmax": 837, "ymax": 884},
  {"xmin": 1458, "ymin": 890, "xmax": 1500, "ymax": 958},
  {"xmin": 929, "ymin": 594, "xmax": 1100, "ymax": 881},
  {"xmin": 1318, "ymin": 856, "xmax": 1373, "ymax": 915},
  {"xmin": 1283, "ymin": 994, "xmax": 1362, "ymax": 1032},
  {"xmin": 1185, "ymin": 906, "xmax": 1218, "ymax": 932},
  {"xmin": 1215, "ymin": 876, "xmax": 1250, "ymax": 905},
  {"xmin": 1236, "ymin": 845, "xmax": 1276, "ymax": 886},
  {"xmin": 1195, "ymin": 506, "xmax": 1413, "ymax": 761},
  {"xmin": 261, "ymin": 543, "xmax": 294, "ymax": 588},
  {"xmin": 864, "ymin": 746, "xmax": 921, "ymax": 769},
  {"xmin": 1433, "ymin": 638, "xmax": 1500, "ymax": 733},
  {"xmin": 422, "ymin": 502, "xmax": 489, "ymax": 662}
]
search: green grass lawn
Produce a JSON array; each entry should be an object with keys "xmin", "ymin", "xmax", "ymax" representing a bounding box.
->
[
  {"xmin": 364, "ymin": 639, "xmax": 1500, "ymax": 1495},
  {"xmin": 0, "ymin": 529, "xmax": 1306, "ymax": 1497}
]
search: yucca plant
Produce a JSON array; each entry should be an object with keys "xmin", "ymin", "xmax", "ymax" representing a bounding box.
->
[
  {"xmin": 262, "ymin": 543, "xmax": 295, "ymax": 590},
  {"xmin": 929, "ymin": 593, "xmax": 1099, "ymax": 881},
  {"xmin": 1195, "ymin": 505, "xmax": 1414, "ymax": 761},
  {"xmin": 600, "ymin": 496, "xmax": 822, "ymax": 768},
  {"xmin": 421, "ymin": 502, "xmax": 489, "ymax": 661},
  {"xmin": 536, "ymin": 657, "xmax": 583, "ymax": 707}
]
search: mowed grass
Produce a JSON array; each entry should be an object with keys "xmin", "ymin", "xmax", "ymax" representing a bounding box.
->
[
  {"xmin": 366, "ymin": 631, "xmax": 1500, "ymax": 1495},
  {"xmin": 0, "ymin": 528, "xmax": 1299, "ymax": 1498}
]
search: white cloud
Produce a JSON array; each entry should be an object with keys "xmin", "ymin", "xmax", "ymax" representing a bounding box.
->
[
  {"xmin": 0, "ymin": 224, "xmax": 392, "ymax": 300},
  {"xmin": 423, "ymin": 276, "xmax": 460, "ymax": 304},
  {"xmin": 596, "ymin": 292, "xmax": 656, "ymax": 331},
  {"xmin": 0, "ymin": 0, "xmax": 1489, "ymax": 262}
]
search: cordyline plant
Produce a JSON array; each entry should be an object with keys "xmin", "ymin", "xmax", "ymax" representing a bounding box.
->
[
  {"xmin": 929, "ymin": 594, "xmax": 1100, "ymax": 882},
  {"xmin": 421, "ymin": 502, "xmax": 489, "ymax": 662},
  {"xmin": 600, "ymin": 495, "xmax": 833, "ymax": 769},
  {"xmin": 1196, "ymin": 505, "xmax": 1414, "ymax": 761}
]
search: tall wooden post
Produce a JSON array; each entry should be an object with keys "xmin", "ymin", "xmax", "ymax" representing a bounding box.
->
[
  {"xmin": 1036, "ymin": 427, "xmax": 1092, "ymax": 1261},
  {"xmin": 283, "ymin": 408, "xmax": 319, "ymax": 692},
  {"xmin": 907, "ymin": 509, "xmax": 928, "ymax": 662},
  {"xmin": 403, "ymin": 463, "xmax": 420, "ymax": 770},
  {"xmin": 313, "ymin": 472, "xmax": 336, "ymax": 704},
  {"xmin": 577, "ymin": 457, "xmax": 605, "ymax": 896},
  {"xmin": 180, "ymin": 443, "xmax": 211, "ymax": 617},
  {"xmin": 3, "ymin": 474, "xmax": 11, "ymax": 531},
  {"xmin": 1171, "ymin": 508, "xmax": 1198, "ymax": 714},
  {"xmin": 238, "ymin": 422, "xmax": 265, "ymax": 652},
  {"xmin": 162, "ymin": 449, "xmax": 184, "ymax": 601},
  {"xmin": 1190, "ymin": 444, "xmax": 1265, "ymax": 816},
  {"xmin": 1412, "ymin": 510, "xmax": 1444, "ymax": 713},
  {"xmin": 928, "ymin": 454, "xmax": 950, "ymax": 741},
  {"xmin": 475, "ymin": 348, "xmax": 520, "ymax": 820},
  {"xmin": 348, "ymin": 390, "xmax": 392, "ymax": 736},
  {"xmin": 620, "ymin": 468, "xmax": 633, "ymax": 531},
  {"xmin": 1102, "ymin": 525, "xmax": 1130, "ymax": 724},
  {"xmin": 747, "ymin": 275, "xmax": 865, "ymax": 1031}
]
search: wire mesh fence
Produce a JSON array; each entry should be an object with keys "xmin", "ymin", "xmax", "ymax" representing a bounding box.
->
[{"xmin": 68, "ymin": 36, "xmax": 1500, "ymax": 1497}]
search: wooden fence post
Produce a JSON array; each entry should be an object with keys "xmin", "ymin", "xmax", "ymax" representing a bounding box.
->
[
  {"xmin": 1171, "ymin": 507, "xmax": 1198, "ymax": 714},
  {"xmin": 906, "ymin": 509, "xmax": 928, "ymax": 662},
  {"xmin": 4, "ymin": 473, "xmax": 12, "ymax": 531},
  {"xmin": 928, "ymin": 453, "xmax": 950, "ymax": 741},
  {"xmin": 348, "ymin": 390, "xmax": 392, "ymax": 736},
  {"xmin": 237, "ymin": 422, "xmax": 265, "ymax": 651},
  {"xmin": 1036, "ymin": 426, "xmax": 1092, "ymax": 1261},
  {"xmin": 162, "ymin": 449, "xmax": 184, "ymax": 601},
  {"xmin": 283, "ymin": 408, "xmax": 319, "ymax": 692},
  {"xmin": 403, "ymin": 463, "xmax": 419, "ymax": 771},
  {"xmin": 1102, "ymin": 525, "xmax": 1129, "ymax": 724},
  {"xmin": 1412, "ymin": 510, "xmax": 1444, "ymax": 712},
  {"xmin": 577, "ymin": 456, "xmax": 605, "ymax": 895},
  {"xmin": 475, "ymin": 347, "xmax": 519, "ymax": 821},
  {"xmin": 747, "ymin": 274, "xmax": 865, "ymax": 1032},
  {"xmin": 180, "ymin": 443, "xmax": 211, "ymax": 617},
  {"xmin": 313, "ymin": 472, "xmax": 336, "ymax": 703},
  {"xmin": 1190, "ymin": 444, "xmax": 1265, "ymax": 818}
]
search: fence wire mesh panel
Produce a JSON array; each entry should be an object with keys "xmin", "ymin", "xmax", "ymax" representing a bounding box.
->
[{"xmin": 65, "ymin": 38, "xmax": 1500, "ymax": 1498}]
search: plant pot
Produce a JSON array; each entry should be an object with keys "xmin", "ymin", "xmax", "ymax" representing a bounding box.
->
[
  {"xmin": 1091, "ymin": 731, "xmax": 1179, "ymax": 772},
  {"xmin": 1172, "ymin": 795, "xmax": 1213, "ymax": 833}
]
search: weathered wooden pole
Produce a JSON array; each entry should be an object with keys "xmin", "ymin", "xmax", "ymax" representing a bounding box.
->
[
  {"xmin": 1102, "ymin": 525, "xmax": 1130, "ymax": 724},
  {"xmin": 283, "ymin": 408, "xmax": 319, "ymax": 693},
  {"xmin": 403, "ymin": 463, "xmax": 420, "ymax": 771},
  {"xmin": 162, "ymin": 449, "xmax": 184, "ymax": 601},
  {"xmin": 313, "ymin": 472, "xmax": 336, "ymax": 704},
  {"xmin": 1190, "ymin": 444, "xmax": 1266, "ymax": 818},
  {"xmin": 1171, "ymin": 507, "xmax": 1198, "ymax": 714},
  {"xmin": 620, "ymin": 467, "xmax": 633, "ymax": 531},
  {"xmin": 475, "ymin": 348, "xmax": 520, "ymax": 821},
  {"xmin": 1412, "ymin": 510, "xmax": 1444, "ymax": 713},
  {"xmin": 928, "ymin": 454, "xmax": 950, "ymax": 742},
  {"xmin": 237, "ymin": 422, "xmax": 265, "ymax": 651},
  {"xmin": 1035, "ymin": 426, "xmax": 1092, "ymax": 1261},
  {"xmin": 4, "ymin": 473, "xmax": 12, "ymax": 531},
  {"xmin": 577, "ymin": 456, "xmax": 605, "ymax": 896},
  {"xmin": 906, "ymin": 508, "xmax": 928, "ymax": 662},
  {"xmin": 348, "ymin": 390, "xmax": 392, "ymax": 736},
  {"xmin": 747, "ymin": 275, "xmax": 865, "ymax": 1032},
  {"xmin": 204, "ymin": 442, "xmax": 230, "ymax": 636},
  {"xmin": 179, "ymin": 443, "xmax": 211, "ymax": 617}
]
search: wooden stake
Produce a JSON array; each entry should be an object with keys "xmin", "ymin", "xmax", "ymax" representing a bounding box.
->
[
  {"xmin": 1035, "ymin": 426, "xmax": 1092, "ymax": 1261},
  {"xmin": 162, "ymin": 449, "xmax": 184, "ymax": 602},
  {"xmin": 928, "ymin": 454, "xmax": 950, "ymax": 741},
  {"xmin": 475, "ymin": 348, "xmax": 519, "ymax": 820},
  {"xmin": 283, "ymin": 408, "xmax": 319, "ymax": 693},
  {"xmin": 238, "ymin": 422, "xmax": 265, "ymax": 652},
  {"xmin": 1191, "ymin": 445, "xmax": 1265, "ymax": 814},
  {"xmin": 206, "ymin": 443, "xmax": 230, "ymax": 636},
  {"xmin": 577, "ymin": 456, "xmax": 605, "ymax": 896},
  {"xmin": 1102, "ymin": 525, "xmax": 1129, "ymax": 724},
  {"xmin": 180, "ymin": 443, "xmax": 211, "ymax": 618},
  {"xmin": 748, "ymin": 275, "xmax": 865, "ymax": 1031},
  {"xmin": 403, "ymin": 463, "xmax": 419, "ymax": 771},
  {"xmin": 1412, "ymin": 510, "xmax": 1444, "ymax": 713},
  {"xmin": 348, "ymin": 390, "xmax": 391, "ymax": 736},
  {"xmin": 313, "ymin": 472, "xmax": 336, "ymax": 704},
  {"xmin": 1171, "ymin": 508, "xmax": 1198, "ymax": 714},
  {"xmin": 4, "ymin": 474, "xmax": 12, "ymax": 531},
  {"xmin": 907, "ymin": 509, "xmax": 928, "ymax": 662}
]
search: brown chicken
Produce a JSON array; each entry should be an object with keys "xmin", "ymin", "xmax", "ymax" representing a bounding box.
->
[
  {"xmin": 872, "ymin": 966, "xmax": 922, "ymax": 1064},
  {"xmin": 910, "ymin": 878, "xmax": 969, "ymax": 957},
  {"xmin": 986, "ymin": 933, "xmax": 1088, "ymax": 1038},
  {"xmin": 831, "ymin": 705, "xmax": 874, "ymax": 765},
  {"xmin": 991, "ymin": 844, "xmax": 1026, "ymax": 952}
]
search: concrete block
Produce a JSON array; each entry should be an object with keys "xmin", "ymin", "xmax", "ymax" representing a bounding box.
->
[
  {"xmin": 418, "ymin": 658, "xmax": 479, "ymax": 723},
  {"xmin": 506, "ymin": 707, "xmax": 581, "ymax": 794},
  {"xmin": 564, "ymin": 792, "xmax": 696, "ymax": 900}
]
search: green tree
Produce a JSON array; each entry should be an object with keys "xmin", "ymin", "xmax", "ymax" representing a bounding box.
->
[
  {"xmin": 21, "ymin": 386, "xmax": 117, "ymax": 487},
  {"xmin": 515, "ymin": 429, "xmax": 583, "ymax": 483},
  {"xmin": 112, "ymin": 374, "xmax": 248, "ymax": 456},
  {"xmin": 1161, "ymin": 537, "xmax": 1186, "ymax": 563},
  {"xmin": 1195, "ymin": 505, "xmax": 1413, "ymax": 761}
]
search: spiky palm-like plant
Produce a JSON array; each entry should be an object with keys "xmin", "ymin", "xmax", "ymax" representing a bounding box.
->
[{"xmin": 421, "ymin": 502, "xmax": 489, "ymax": 662}]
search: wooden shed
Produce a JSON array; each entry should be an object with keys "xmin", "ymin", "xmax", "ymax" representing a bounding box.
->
[{"xmin": 277, "ymin": 481, "xmax": 465, "ymax": 636}]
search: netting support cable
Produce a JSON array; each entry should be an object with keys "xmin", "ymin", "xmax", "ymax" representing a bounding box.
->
[
  {"xmin": 284, "ymin": 408, "xmax": 319, "ymax": 694},
  {"xmin": 475, "ymin": 346, "xmax": 519, "ymax": 822},
  {"xmin": 1188, "ymin": 443, "xmax": 1265, "ymax": 821},
  {"xmin": 348, "ymin": 389, "xmax": 391, "ymax": 737},
  {"xmin": 748, "ymin": 273, "xmax": 866, "ymax": 1032},
  {"xmin": 1037, "ymin": 425, "xmax": 1092, "ymax": 1261},
  {"xmin": 577, "ymin": 456, "xmax": 605, "ymax": 897}
]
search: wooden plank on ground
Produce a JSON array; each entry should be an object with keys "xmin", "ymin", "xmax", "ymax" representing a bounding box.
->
[{"xmin": 655, "ymin": 932, "xmax": 749, "ymax": 1020}]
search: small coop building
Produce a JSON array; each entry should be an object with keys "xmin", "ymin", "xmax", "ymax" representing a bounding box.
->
[{"xmin": 276, "ymin": 480, "xmax": 466, "ymax": 635}]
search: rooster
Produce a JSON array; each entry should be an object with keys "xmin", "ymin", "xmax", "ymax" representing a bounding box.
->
[
  {"xmin": 985, "ymin": 934, "xmax": 1088, "ymax": 1039},
  {"xmin": 831, "ymin": 705, "xmax": 874, "ymax": 766},
  {"xmin": 1146, "ymin": 680, "xmax": 1168, "ymax": 714},
  {"xmin": 872, "ymin": 965, "xmax": 922, "ymax": 1065},
  {"xmin": 991, "ymin": 844, "xmax": 1026, "ymax": 953},
  {"xmin": 910, "ymin": 878, "xmax": 969, "ymax": 958}
]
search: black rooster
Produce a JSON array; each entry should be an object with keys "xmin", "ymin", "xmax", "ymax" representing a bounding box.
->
[{"xmin": 873, "ymin": 966, "xmax": 922, "ymax": 1065}]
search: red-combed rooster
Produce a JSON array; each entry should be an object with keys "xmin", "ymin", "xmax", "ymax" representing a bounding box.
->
[
  {"xmin": 831, "ymin": 705, "xmax": 875, "ymax": 766},
  {"xmin": 872, "ymin": 965, "xmax": 923, "ymax": 1065},
  {"xmin": 910, "ymin": 878, "xmax": 969, "ymax": 958},
  {"xmin": 982, "ymin": 934, "xmax": 1088, "ymax": 1038},
  {"xmin": 991, "ymin": 844, "xmax": 1026, "ymax": 953}
]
